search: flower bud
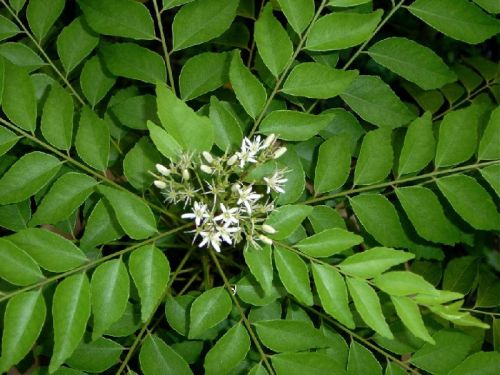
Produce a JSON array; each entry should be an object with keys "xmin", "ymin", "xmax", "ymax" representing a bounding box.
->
[
  {"xmin": 273, "ymin": 147, "xmax": 287, "ymax": 159},
  {"xmin": 182, "ymin": 169, "xmax": 190, "ymax": 180},
  {"xmin": 155, "ymin": 163, "xmax": 170, "ymax": 176},
  {"xmin": 153, "ymin": 180, "xmax": 167, "ymax": 189},
  {"xmin": 227, "ymin": 154, "xmax": 238, "ymax": 166},
  {"xmin": 262, "ymin": 224, "xmax": 276, "ymax": 234},
  {"xmin": 200, "ymin": 164, "xmax": 213, "ymax": 174},
  {"xmin": 263, "ymin": 134, "xmax": 276, "ymax": 149},
  {"xmin": 258, "ymin": 234, "xmax": 273, "ymax": 245},
  {"xmin": 202, "ymin": 151, "xmax": 213, "ymax": 164}
]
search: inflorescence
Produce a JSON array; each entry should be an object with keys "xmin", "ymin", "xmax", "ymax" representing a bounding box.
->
[{"xmin": 151, "ymin": 134, "xmax": 287, "ymax": 252}]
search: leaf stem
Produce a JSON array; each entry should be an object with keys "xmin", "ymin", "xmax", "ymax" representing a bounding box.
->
[
  {"xmin": 208, "ymin": 250, "xmax": 276, "ymax": 375},
  {"xmin": 152, "ymin": 0, "xmax": 177, "ymax": 96},
  {"xmin": 303, "ymin": 159, "xmax": 499, "ymax": 204}
]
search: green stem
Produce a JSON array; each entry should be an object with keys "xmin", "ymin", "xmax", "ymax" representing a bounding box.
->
[
  {"xmin": 152, "ymin": 0, "xmax": 177, "ymax": 96},
  {"xmin": 304, "ymin": 159, "xmax": 499, "ymax": 204},
  {"xmin": 0, "ymin": 224, "xmax": 191, "ymax": 303},
  {"xmin": 208, "ymin": 250, "xmax": 276, "ymax": 375},
  {"xmin": 248, "ymin": 0, "xmax": 329, "ymax": 137}
]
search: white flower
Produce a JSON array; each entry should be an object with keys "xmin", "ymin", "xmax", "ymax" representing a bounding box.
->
[
  {"xmin": 263, "ymin": 171, "xmax": 288, "ymax": 194},
  {"xmin": 244, "ymin": 135, "xmax": 263, "ymax": 155},
  {"xmin": 198, "ymin": 229, "xmax": 222, "ymax": 252},
  {"xmin": 216, "ymin": 225, "xmax": 240, "ymax": 245},
  {"xmin": 215, "ymin": 203, "xmax": 239, "ymax": 226},
  {"xmin": 235, "ymin": 149, "xmax": 258, "ymax": 168},
  {"xmin": 273, "ymin": 147, "xmax": 287, "ymax": 159},
  {"xmin": 237, "ymin": 185, "xmax": 262, "ymax": 213},
  {"xmin": 181, "ymin": 201, "xmax": 208, "ymax": 226},
  {"xmin": 154, "ymin": 180, "xmax": 167, "ymax": 189}
]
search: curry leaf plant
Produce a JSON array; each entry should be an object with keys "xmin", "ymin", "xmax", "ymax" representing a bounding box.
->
[{"xmin": 0, "ymin": 0, "xmax": 499, "ymax": 374}]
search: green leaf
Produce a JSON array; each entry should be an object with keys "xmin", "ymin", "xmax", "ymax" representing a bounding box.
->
[
  {"xmin": 476, "ymin": 270, "xmax": 500, "ymax": 308},
  {"xmin": 56, "ymin": 17, "xmax": 99, "ymax": 74},
  {"xmin": 347, "ymin": 341, "xmax": 382, "ymax": 375},
  {"xmin": 0, "ymin": 291, "xmax": 46, "ymax": 373},
  {"xmin": 2, "ymin": 61, "xmax": 37, "ymax": 131},
  {"xmin": 448, "ymin": 351, "xmax": 500, "ymax": 375},
  {"xmin": 140, "ymin": 335, "xmax": 193, "ymax": 375},
  {"xmin": 373, "ymin": 271, "xmax": 437, "ymax": 296},
  {"xmin": 98, "ymin": 185, "xmax": 157, "ymax": 240},
  {"xmin": 123, "ymin": 137, "xmax": 162, "ymax": 190},
  {"xmin": 437, "ymin": 174, "xmax": 500, "ymax": 231},
  {"xmin": 349, "ymin": 194, "xmax": 411, "ymax": 248},
  {"xmin": 30, "ymin": 172, "xmax": 97, "ymax": 226},
  {"xmin": 354, "ymin": 129, "xmax": 393, "ymax": 185},
  {"xmin": 276, "ymin": 0, "xmax": 314, "ymax": 34},
  {"xmin": 0, "ymin": 238, "xmax": 43, "ymax": 286},
  {"xmin": 314, "ymin": 135, "xmax": 352, "ymax": 193},
  {"xmin": 179, "ymin": 52, "xmax": 231, "ymax": 100},
  {"xmin": 276, "ymin": 145, "xmax": 306, "ymax": 205},
  {"xmin": 229, "ymin": 51, "xmax": 267, "ymax": 119},
  {"xmin": 395, "ymin": 186, "xmax": 460, "ymax": 245},
  {"xmin": 7, "ymin": 228, "xmax": 88, "ymax": 272},
  {"xmin": 435, "ymin": 106, "xmax": 482, "ymax": 167},
  {"xmin": 91, "ymin": 259, "xmax": 130, "ymax": 340},
  {"xmin": 147, "ymin": 121, "xmax": 183, "ymax": 161},
  {"xmin": 77, "ymin": 0, "xmax": 155, "ymax": 40},
  {"xmin": 204, "ymin": 323, "xmax": 250, "ymax": 375},
  {"xmin": 243, "ymin": 244, "xmax": 273, "ymax": 293},
  {"xmin": 408, "ymin": 0, "xmax": 499, "ymax": 44},
  {"xmin": 306, "ymin": 10, "xmax": 383, "ymax": 51},
  {"xmin": 265, "ymin": 204, "xmax": 313, "ymax": 240},
  {"xmin": 254, "ymin": 3, "xmax": 293, "ymax": 77},
  {"xmin": 40, "ymin": 82, "xmax": 74, "ymax": 151},
  {"xmin": 341, "ymin": 75, "xmax": 416, "ymax": 129},
  {"xmin": 189, "ymin": 287, "xmax": 232, "ymax": 339},
  {"xmin": 80, "ymin": 56, "xmax": 116, "ymax": 107},
  {"xmin": 172, "ymin": 0, "xmax": 239, "ymax": 51},
  {"xmin": 398, "ymin": 112, "xmax": 435, "ymax": 176},
  {"xmin": 481, "ymin": 164, "xmax": 500, "ymax": 197},
  {"xmin": 442, "ymin": 256, "xmax": 479, "ymax": 294},
  {"xmin": 237, "ymin": 274, "xmax": 285, "ymax": 306},
  {"xmin": 0, "ymin": 151, "xmax": 61, "ymax": 205},
  {"xmin": 49, "ymin": 273, "xmax": 91, "ymax": 373},
  {"xmin": 101, "ymin": 43, "xmax": 165, "ymax": 84},
  {"xmin": 274, "ymin": 245, "xmax": 313, "ymax": 306},
  {"xmin": 80, "ymin": 199, "xmax": 124, "ymax": 248},
  {"xmin": 0, "ymin": 200, "xmax": 30, "ymax": 232},
  {"xmin": 209, "ymin": 97, "xmax": 243, "ymax": 152},
  {"xmin": 0, "ymin": 42, "xmax": 45, "ymax": 72},
  {"xmin": 271, "ymin": 352, "xmax": 346, "ymax": 375},
  {"xmin": 165, "ymin": 295, "xmax": 194, "ymax": 336},
  {"xmin": 282, "ymin": 62, "xmax": 358, "ymax": 99},
  {"xmin": 66, "ymin": 337, "xmax": 123, "ymax": 373},
  {"xmin": 391, "ymin": 296, "xmax": 434, "ymax": 344},
  {"xmin": 0, "ymin": 15, "xmax": 20, "ymax": 42},
  {"xmin": 478, "ymin": 106, "xmax": 500, "ymax": 160},
  {"xmin": 163, "ymin": 0, "xmax": 194, "ymax": 9},
  {"xmin": 0, "ymin": 125, "xmax": 19, "ymax": 156},
  {"xmin": 311, "ymin": 263, "xmax": 354, "ymax": 328},
  {"xmin": 346, "ymin": 277, "xmax": 393, "ymax": 339},
  {"xmin": 110, "ymin": 94, "xmax": 157, "ymax": 131},
  {"xmin": 410, "ymin": 329, "xmax": 475, "ymax": 374},
  {"xmin": 26, "ymin": 0, "xmax": 65, "ymax": 41},
  {"xmin": 296, "ymin": 228, "xmax": 363, "ymax": 257},
  {"xmin": 129, "ymin": 245, "xmax": 170, "ymax": 322},
  {"xmin": 254, "ymin": 320, "xmax": 328, "ymax": 352},
  {"xmin": 329, "ymin": 0, "xmax": 371, "ymax": 7},
  {"xmin": 75, "ymin": 106, "xmax": 110, "ymax": 171},
  {"xmin": 308, "ymin": 205, "xmax": 346, "ymax": 233},
  {"xmin": 339, "ymin": 247, "xmax": 415, "ymax": 279},
  {"xmin": 156, "ymin": 84, "xmax": 214, "ymax": 152},
  {"xmin": 259, "ymin": 111, "xmax": 332, "ymax": 141},
  {"xmin": 367, "ymin": 37, "xmax": 457, "ymax": 90}
]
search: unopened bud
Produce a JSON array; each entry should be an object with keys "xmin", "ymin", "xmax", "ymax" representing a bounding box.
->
[
  {"xmin": 231, "ymin": 183, "xmax": 240, "ymax": 192},
  {"xmin": 263, "ymin": 134, "xmax": 276, "ymax": 149},
  {"xmin": 200, "ymin": 164, "xmax": 213, "ymax": 174},
  {"xmin": 155, "ymin": 163, "xmax": 170, "ymax": 176},
  {"xmin": 154, "ymin": 180, "xmax": 167, "ymax": 189},
  {"xmin": 259, "ymin": 234, "xmax": 273, "ymax": 245},
  {"xmin": 202, "ymin": 151, "xmax": 213, "ymax": 164},
  {"xmin": 182, "ymin": 169, "xmax": 190, "ymax": 180},
  {"xmin": 227, "ymin": 154, "xmax": 238, "ymax": 166},
  {"xmin": 273, "ymin": 147, "xmax": 287, "ymax": 159},
  {"xmin": 262, "ymin": 224, "xmax": 276, "ymax": 234}
]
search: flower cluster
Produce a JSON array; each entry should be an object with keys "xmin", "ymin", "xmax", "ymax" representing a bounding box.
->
[{"xmin": 151, "ymin": 134, "xmax": 288, "ymax": 252}]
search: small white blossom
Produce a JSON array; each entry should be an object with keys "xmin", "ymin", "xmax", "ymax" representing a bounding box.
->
[
  {"xmin": 259, "ymin": 234, "xmax": 273, "ymax": 245},
  {"xmin": 155, "ymin": 163, "xmax": 170, "ymax": 176},
  {"xmin": 244, "ymin": 135, "xmax": 263, "ymax": 155},
  {"xmin": 215, "ymin": 203, "xmax": 239, "ymax": 226},
  {"xmin": 227, "ymin": 154, "xmax": 238, "ymax": 166},
  {"xmin": 182, "ymin": 169, "xmax": 190, "ymax": 180},
  {"xmin": 262, "ymin": 224, "xmax": 276, "ymax": 234},
  {"xmin": 217, "ymin": 225, "xmax": 240, "ymax": 245},
  {"xmin": 202, "ymin": 151, "xmax": 213, "ymax": 164},
  {"xmin": 199, "ymin": 229, "xmax": 222, "ymax": 252},
  {"xmin": 154, "ymin": 180, "xmax": 167, "ymax": 189},
  {"xmin": 263, "ymin": 170, "xmax": 288, "ymax": 194},
  {"xmin": 262, "ymin": 134, "xmax": 276, "ymax": 149},
  {"xmin": 181, "ymin": 201, "xmax": 208, "ymax": 226},
  {"xmin": 237, "ymin": 185, "xmax": 262, "ymax": 213},
  {"xmin": 273, "ymin": 147, "xmax": 287, "ymax": 159},
  {"xmin": 200, "ymin": 164, "xmax": 213, "ymax": 174}
]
